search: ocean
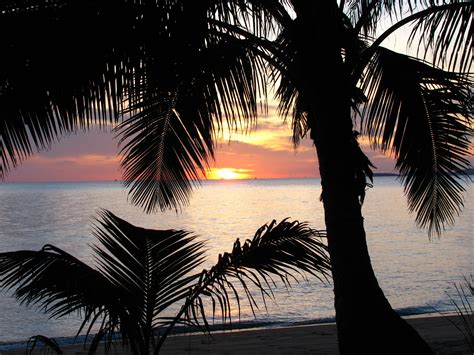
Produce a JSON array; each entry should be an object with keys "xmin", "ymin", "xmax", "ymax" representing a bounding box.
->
[{"xmin": 0, "ymin": 177, "xmax": 472, "ymax": 347}]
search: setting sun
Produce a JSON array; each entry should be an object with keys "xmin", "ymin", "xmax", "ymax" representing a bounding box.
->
[{"xmin": 207, "ymin": 167, "xmax": 253, "ymax": 180}]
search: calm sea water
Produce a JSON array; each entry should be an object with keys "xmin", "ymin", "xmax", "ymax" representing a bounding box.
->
[{"xmin": 0, "ymin": 177, "xmax": 472, "ymax": 345}]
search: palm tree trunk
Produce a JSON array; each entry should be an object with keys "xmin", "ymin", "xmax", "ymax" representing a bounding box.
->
[
  {"xmin": 290, "ymin": 1, "xmax": 434, "ymax": 353},
  {"xmin": 313, "ymin": 120, "xmax": 433, "ymax": 354}
]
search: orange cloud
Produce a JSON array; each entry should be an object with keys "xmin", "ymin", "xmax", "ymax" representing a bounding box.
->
[
  {"xmin": 208, "ymin": 138, "xmax": 319, "ymax": 179},
  {"xmin": 5, "ymin": 109, "xmax": 448, "ymax": 183},
  {"xmin": 215, "ymin": 106, "xmax": 305, "ymax": 152}
]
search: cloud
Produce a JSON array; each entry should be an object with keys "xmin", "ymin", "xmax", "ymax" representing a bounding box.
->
[
  {"xmin": 28, "ymin": 154, "xmax": 121, "ymax": 166},
  {"xmin": 210, "ymin": 139, "xmax": 319, "ymax": 179},
  {"xmin": 214, "ymin": 105, "xmax": 303, "ymax": 152},
  {"xmin": 5, "ymin": 131, "xmax": 122, "ymax": 182},
  {"xmin": 5, "ymin": 110, "xmax": 427, "ymax": 183}
]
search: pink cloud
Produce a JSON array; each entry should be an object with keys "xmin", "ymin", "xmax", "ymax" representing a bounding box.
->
[{"xmin": 5, "ymin": 130, "xmax": 122, "ymax": 182}]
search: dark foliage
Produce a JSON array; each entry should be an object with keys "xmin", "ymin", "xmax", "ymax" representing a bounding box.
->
[
  {"xmin": 0, "ymin": 0, "xmax": 471, "ymax": 235},
  {"xmin": 0, "ymin": 210, "xmax": 329, "ymax": 354},
  {"xmin": 360, "ymin": 48, "xmax": 471, "ymax": 235}
]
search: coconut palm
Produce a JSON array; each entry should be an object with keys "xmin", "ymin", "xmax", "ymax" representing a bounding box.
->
[
  {"xmin": 0, "ymin": 210, "xmax": 330, "ymax": 354},
  {"xmin": 0, "ymin": 1, "xmax": 472, "ymax": 353}
]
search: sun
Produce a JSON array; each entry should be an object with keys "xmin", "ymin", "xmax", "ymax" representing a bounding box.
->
[
  {"xmin": 217, "ymin": 168, "xmax": 239, "ymax": 180},
  {"xmin": 207, "ymin": 168, "xmax": 253, "ymax": 180}
]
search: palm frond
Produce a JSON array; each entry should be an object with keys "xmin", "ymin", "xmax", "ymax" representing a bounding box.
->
[
  {"xmin": 360, "ymin": 47, "xmax": 472, "ymax": 236},
  {"xmin": 0, "ymin": 242, "xmax": 117, "ymax": 347},
  {"xmin": 356, "ymin": 2, "xmax": 473, "ymax": 84},
  {"xmin": 182, "ymin": 219, "xmax": 329, "ymax": 332},
  {"xmin": 409, "ymin": 1, "xmax": 473, "ymax": 73},
  {"xmin": 348, "ymin": 0, "xmax": 410, "ymax": 36},
  {"xmin": 270, "ymin": 27, "xmax": 310, "ymax": 147},
  {"xmin": 0, "ymin": 210, "xmax": 206, "ymax": 354},
  {"xmin": 0, "ymin": 244, "xmax": 112, "ymax": 318},
  {"xmin": 90, "ymin": 210, "xmax": 205, "ymax": 354},
  {"xmin": 0, "ymin": 1, "xmax": 275, "ymax": 214},
  {"xmin": 0, "ymin": 1, "xmax": 143, "ymax": 178},
  {"xmin": 153, "ymin": 218, "xmax": 329, "ymax": 353},
  {"xmin": 211, "ymin": 0, "xmax": 291, "ymax": 37},
  {"xmin": 117, "ymin": 34, "xmax": 267, "ymax": 212},
  {"xmin": 349, "ymin": 0, "xmax": 391, "ymax": 36},
  {"xmin": 1, "ymin": 211, "xmax": 331, "ymax": 355},
  {"xmin": 92, "ymin": 210, "xmax": 205, "ymax": 330},
  {"xmin": 26, "ymin": 335, "xmax": 63, "ymax": 355},
  {"xmin": 117, "ymin": 91, "xmax": 213, "ymax": 213},
  {"xmin": 347, "ymin": 0, "xmax": 458, "ymax": 37}
]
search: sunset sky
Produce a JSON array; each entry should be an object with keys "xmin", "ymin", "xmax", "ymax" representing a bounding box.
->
[{"xmin": 5, "ymin": 104, "xmax": 407, "ymax": 182}]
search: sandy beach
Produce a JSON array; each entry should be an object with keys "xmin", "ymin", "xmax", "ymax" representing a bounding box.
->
[{"xmin": 3, "ymin": 314, "xmax": 472, "ymax": 354}]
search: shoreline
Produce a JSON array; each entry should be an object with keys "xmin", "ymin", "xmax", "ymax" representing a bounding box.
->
[
  {"xmin": 2, "ymin": 314, "xmax": 472, "ymax": 354},
  {"xmin": 0, "ymin": 311, "xmax": 441, "ymax": 350}
]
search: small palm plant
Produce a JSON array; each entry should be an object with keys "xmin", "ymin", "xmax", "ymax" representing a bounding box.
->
[
  {"xmin": 447, "ymin": 275, "xmax": 474, "ymax": 352},
  {"xmin": 0, "ymin": 210, "xmax": 330, "ymax": 354}
]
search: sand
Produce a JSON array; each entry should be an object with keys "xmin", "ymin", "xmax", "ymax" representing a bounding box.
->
[{"xmin": 3, "ymin": 315, "xmax": 472, "ymax": 354}]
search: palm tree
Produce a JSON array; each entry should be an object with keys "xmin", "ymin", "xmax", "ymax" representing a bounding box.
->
[
  {"xmin": 0, "ymin": 210, "xmax": 330, "ymax": 354},
  {"xmin": 0, "ymin": 0, "xmax": 472, "ymax": 353}
]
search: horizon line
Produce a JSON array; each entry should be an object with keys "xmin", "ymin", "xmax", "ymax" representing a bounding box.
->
[{"xmin": 2, "ymin": 173, "xmax": 405, "ymax": 184}]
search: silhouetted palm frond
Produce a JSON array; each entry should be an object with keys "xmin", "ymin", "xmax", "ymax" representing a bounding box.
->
[
  {"xmin": 0, "ymin": 0, "xmax": 272, "ymax": 189},
  {"xmin": 152, "ymin": 218, "xmax": 329, "ymax": 353},
  {"xmin": 0, "ymin": 210, "xmax": 205, "ymax": 354},
  {"xmin": 270, "ymin": 27, "xmax": 309, "ymax": 146},
  {"xmin": 348, "ymin": 0, "xmax": 441, "ymax": 36},
  {"xmin": 175, "ymin": 220, "xmax": 329, "ymax": 338},
  {"xmin": 0, "ymin": 211, "xmax": 330, "ymax": 354},
  {"xmin": 212, "ymin": 0, "xmax": 291, "ymax": 37},
  {"xmin": 117, "ymin": 33, "xmax": 267, "ymax": 212},
  {"xmin": 0, "ymin": 1, "xmax": 142, "ymax": 178},
  {"xmin": 91, "ymin": 210, "xmax": 206, "ymax": 353},
  {"xmin": 0, "ymin": 244, "xmax": 112, "ymax": 319},
  {"xmin": 92, "ymin": 210, "xmax": 206, "ymax": 318},
  {"xmin": 117, "ymin": 90, "xmax": 213, "ymax": 213},
  {"xmin": 27, "ymin": 335, "xmax": 63, "ymax": 355},
  {"xmin": 409, "ymin": 1, "xmax": 473, "ymax": 73},
  {"xmin": 360, "ymin": 47, "xmax": 472, "ymax": 235},
  {"xmin": 0, "ymin": 243, "xmax": 117, "ymax": 349}
]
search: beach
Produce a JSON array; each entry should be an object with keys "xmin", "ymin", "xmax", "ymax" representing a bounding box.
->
[{"xmin": 3, "ymin": 315, "xmax": 472, "ymax": 354}]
